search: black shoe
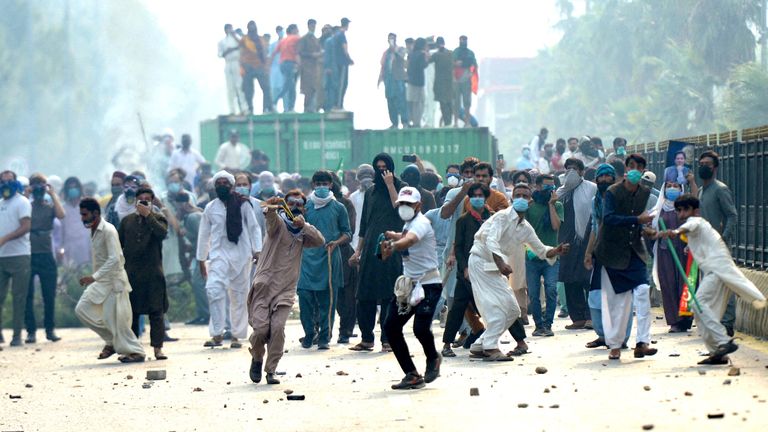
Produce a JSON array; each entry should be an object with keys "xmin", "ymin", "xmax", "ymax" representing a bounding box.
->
[
  {"xmin": 441, "ymin": 346, "xmax": 456, "ymax": 357},
  {"xmin": 531, "ymin": 327, "xmax": 546, "ymax": 337},
  {"xmin": 337, "ymin": 335, "xmax": 350, "ymax": 344},
  {"xmin": 543, "ymin": 326, "xmax": 555, "ymax": 337},
  {"xmin": 10, "ymin": 335, "xmax": 22, "ymax": 347},
  {"xmin": 711, "ymin": 339, "xmax": 739, "ymax": 360},
  {"xmin": 0, "ymin": 331, "xmax": 4, "ymax": 344},
  {"xmin": 249, "ymin": 359, "xmax": 263, "ymax": 383},
  {"xmin": 391, "ymin": 372, "xmax": 425, "ymax": 390},
  {"xmin": 46, "ymin": 330, "xmax": 61, "ymax": 342},
  {"xmin": 163, "ymin": 332, "xmax": 179, "ymax": 342},
  {"xmin": 425, "ymin": 354, "xmax": 442, "ymax": 384},
  {"xmin": 266, "ymin": 373, "xmax": 280, "ymax": 385},
  {"xmin": 463, "ymin": 329, "xmax": 485, "ymax": 349},
  {"xmin": 223, "ymin": 330, "xmax": 233, "ymax": 340},
  {"xmin": 300, "ymin": 337, "xmax": 313, "ymax": 349},
  {"xmin": 25, "ymin": 333, "xmax": 36, "ymax": 344},
  {"xmin": 725, "ymin": 327, "xmax": 735, "ymax": 337}
]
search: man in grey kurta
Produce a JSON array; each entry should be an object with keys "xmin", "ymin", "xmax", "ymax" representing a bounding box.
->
[
  {"xmin": 297, "ymin": 171, "xmax": 351, "ymax": 350},
  {"xmin": 247, "ymin": 192, "xmax": 325, "ymax": 385}
]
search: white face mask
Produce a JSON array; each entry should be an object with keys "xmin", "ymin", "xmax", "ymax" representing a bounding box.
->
[
  {"xmin": 446, "ymin": 176, "xmax": 459, "ymax": 187},
  {"xmin": 398, "ymin": 205, "xmax": 416, "ymax": 221}
]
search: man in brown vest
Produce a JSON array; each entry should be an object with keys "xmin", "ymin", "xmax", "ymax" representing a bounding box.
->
[{"xmin": 594, "ymin": 154, "xmax": 658, "ymax": 361}]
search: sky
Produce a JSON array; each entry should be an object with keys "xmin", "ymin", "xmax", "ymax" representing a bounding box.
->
[{"xmin": 141, "ymin": 0, "xmax": 567, "ymax": 132}]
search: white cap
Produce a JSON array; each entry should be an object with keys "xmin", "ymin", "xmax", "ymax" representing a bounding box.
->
[
  {"xmin": 396, "ymin": 186, "xmax": 421, "ymax": 204},
  {"xmin": 212, "ymin": 170, "xmax": 235, "ymax": 185},
  {"xmin": 641, "ymin": 171, "xmax": 656, "ymax": 184}
]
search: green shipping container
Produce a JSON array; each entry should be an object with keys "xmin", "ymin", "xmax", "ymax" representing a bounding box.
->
[
  {"xmin": 351, "ymin": 127, "xmax": 496, "ymax": 174},
  {"xmin": 200, "ymin": 112, "xmax": 354, "ymax": 178}
]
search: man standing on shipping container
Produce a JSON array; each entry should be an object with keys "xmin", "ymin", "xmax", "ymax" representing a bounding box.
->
[
  {"xmin": 378, "ymin": 33, "xmax": 408, "ymax": 129},
  {"xmin": 218, "ymin": 23, "xmax": 245, "ymax": 115},
  {"xmin": 298, "ymin": 19, "xmax": 323, "ymax": 113}
]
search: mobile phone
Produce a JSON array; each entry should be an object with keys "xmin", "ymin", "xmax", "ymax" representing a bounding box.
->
[
  {"xmin": 402, "ymin": 154, "xmax": 417, "ymax": 163},
  {"xmin": 138, "ymin": 200, "xmax": 150, "ymax": 207},
  {"xmin": 497, "ymin": 154, "xmax": 504, "ymax": 161}
]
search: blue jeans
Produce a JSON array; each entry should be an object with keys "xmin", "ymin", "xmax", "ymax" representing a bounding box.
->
[
  {"xmin": 278, "ymin": 61, "xmax": 298, "ymax": 112},
  {"xmin": 384, "ymin": 79, "xmax": 408, "ymax": 127},
  {"xmin": 588, "ymin": 289, "xmax": 632, "ymax": 343},
  {"xmin": 298, "ymin": 288, "xmax": 337, "ymax": 345},
  {"xmin": 323, "ymin": 70, "xmax": 338, "ymax": 112},
  {"xmin": 526, "ymin": 259, "xmax": 560, "ymax": 328}
]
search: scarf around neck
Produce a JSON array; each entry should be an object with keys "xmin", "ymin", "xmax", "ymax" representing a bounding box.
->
[{"xmin": 309, "ymin": 191, "xmax": 335, "ymax": 209}]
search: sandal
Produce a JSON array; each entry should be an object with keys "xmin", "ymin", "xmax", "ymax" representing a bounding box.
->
[
  {"xmin": 154, "ymin": 348, "xmax": 168, "ymax": 361},
  {"xmin": 697, "ymin": 355, "xmax": 730, "ymax": 365},
  {"xmin": 585, "ymin": 338, "xmax": 606, "ymax": 349},
  {"xmin": 483, "ymin": 351, "xmax": 514, "ymax": 362},
  {"xmin": 608, "ymin": 349, "xmax": 621, "ymax": 360},
  {"xmin": 506, "ymin": 346, "xmax": 529, "ymax": 356},
  {"xmin": 380, "ymin": 343, "xmax": 393, "ymax": 353},
  {"xmin": 348, "ymin": 342, "xmax": 374, "ymax": 352},
  {"xmin": 98, "ymin": 345, "xmax": 116, "ymax": 360},
  {"xmin": 452, "ymin": 332, "xmax": 468, "ymax": 349},
  {"xmin": 119, "ymin": 353, "xmax": 146, "ymax": 363},
  {"xmin": 441, "ymin": 347, "xmax": 457, "ymax": 358}
]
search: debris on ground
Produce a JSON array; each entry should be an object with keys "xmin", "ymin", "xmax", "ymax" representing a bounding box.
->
[
  {"xmin": 284, "ymin": 389, "xmax": 294, "ymax": 395},
  {"xmin": 723, "ymin": 379, "xmax": 732, "ymax": 385},
  {"xmin": 470, "ymin": 388, "xmax": 479, "ymax": 396},
  {"xmin": 644, "ymin": 386, "xmax": 651, "ymax": 391},
  {"xmin": 146, "ymin": 370, "xmax": 166, "ymax": 381},
  {"xmin": 684, "ymin": 391, "xmax": 693, "ymax": 396},
  {"xmin": 517, "ymin": 403, "xmax": 529, "ymax": 408},
  {"xmin": 336, "ymin": 371, "xmax": 349, "ymax": 376},
  {"xmin": 9, "ymin": 395, "xmax": 22, "ymax": 399},
  {"xmin": 25, "ymin": 384, "xmax": 33, "ymax": 388},
  {"xmin": 707, "ymin": 413, "xmax": 725, "ymax": 419},
  {"xmin": 192, "ymin": 387, "xmax": 203, "ymax": 392},
  {"xmin": 728, "ymin": 367, "xmax": 741, "ymax": 376},
  {"xmin": 642, "ymin": 425, "xmax": 654, "ymax": 430},
  {"xmin": 535, "ymin": 367, "xmax": 548, "ymax": 374},
  {"xmin": 287, "ymin": 395, "xmax": 305, "ymax": 401}
]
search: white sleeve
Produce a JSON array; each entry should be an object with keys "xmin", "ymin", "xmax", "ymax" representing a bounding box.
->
[
  {"xmin": 196, "ymin": 208, "xmax": 212, "ymax": 261},
  {"xmin": 408, "ymin": 218, "xmax": 430, "ymax": 240},
  {"xmin": 484, "ymin": 212, "xmax": 509, "ymax": 260},
  {"xmin": 679, "ymin": 217, "xmax": 702, "ymax": 234}
]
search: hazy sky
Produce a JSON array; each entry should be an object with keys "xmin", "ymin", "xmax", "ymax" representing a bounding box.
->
[{"xmin": 142, "ymin": 0, "xmax": 567, "ymax": 131}]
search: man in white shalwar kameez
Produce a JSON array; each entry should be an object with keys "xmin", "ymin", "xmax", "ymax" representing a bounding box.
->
[
  {"xmin": 74, "ymin": 198, "xmax": 145, "ymax": 363},
  {"xmin": 660, "ymin": 195, "xmax": 766, "ymax": 365},
  {"xmin": 197, "ymin": 171, "xmax": 262, "ymax": 349},
  {"xmin": 467, "ymin": 192, "xmax": 568, "ymax": 360}
]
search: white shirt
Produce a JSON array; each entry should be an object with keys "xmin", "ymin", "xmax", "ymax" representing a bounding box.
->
[
  {"xmin": 470, "ymin": 207, "xmax": 555, "ymax": 270},
  {"xmin": 349, "ymin": 189, "xmax": 365, "ymax": 249},
  {"xmin": 169, "ymin": 148, "xmax": 206, "ymax": 185},
  {"xmin": 0, "ymin": 194, "xmax": 31, "ymax": 257},
  {"xmin": 215, "ymin": 142, "xmax": 250, "ymax": 171},
  {"xmin": 536, "ymin": 157, "xmax": 551, "ymax": 175},
  {"xmin": 81, "ymin": 218, "xmax": 130, "ymax": 304},
  {"xmin": 218, "ymin": 34, "xmax": 241, "ymax": 62},
  {"xmin": 402, "ymin": 212, "xmax": 440, "ymax": 284},
  {"xmin": 196, "ymin": 198, "xmax": 263, "ymax": 269},
  {"xmin": 679, "ymin": 216, "xmax": 732, "ymax": 273},
  {"xmin": 529, "ymin": 135, "xmax": 542, "ymax": 164}
]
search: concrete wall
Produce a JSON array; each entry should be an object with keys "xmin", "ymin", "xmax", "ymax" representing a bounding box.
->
[{"xmin": 736, "ymin": 268, "xmax": 768, "ymax": 338}]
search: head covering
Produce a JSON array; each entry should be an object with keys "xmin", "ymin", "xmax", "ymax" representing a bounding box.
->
[
  {"xmin": 396, "ymin": 186, "xmax": 421, "ymax": 204},
  {"xmin": 641, "ymin": 171, "xmax": 656, "ymax": 185},
  {"xmin": 595, "ymin": 163, "xmax": 616, "ymax": 180},
  {"xmin": 212, "ymin": 170, "xmax": 235, "ymax": 185},
  {"xmin": 112, "ymin": 171, "xmax": 127, "ymax": 180},
  {"xmin": 372, "ymin": 153, "xmax": 396, "ymax": 192},
  {"xmin": 401, "ymin": 164, "xmax": 421, "ymax": 188},
  {"xmin": 259, "ymin": 171, "xmax": 275, "ymax": 187},
  {"xmin": 162, "ymin": 127, "xmax": 175, "ymax": 139},
  {"xmin": 356, "ymin": 164, "xmax": 375, "ymax": 181}
]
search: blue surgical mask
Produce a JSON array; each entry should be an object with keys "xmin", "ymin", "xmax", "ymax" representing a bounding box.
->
[
  {"xmin": 435, "ymin": 182, "xmax": 444, "ymax": 193},
  {"xmin": 469, "ymin": 197, "xmax": 485, "ymax": 209},
  {"xmin": 616, "ymin": 146, "xmax": 627, "ymax": 156},
  {"xmin": 512, "ymin": 197, "xmax": 529, "ymax": 212},
  {"xmin": 235, "ymin": 186, "xmax": 250, "ymax": 196},
  {"xmin": 261, "ymin": 187, "xmax": 275, "ymax": 197},
  {"xmin": 167, "ymin": 182, "xmax": 181, "ymax": 194},
  {"xmin": 314, "ymin": 186, "xmax": 330, "ymax": 199},
  {"xmin": 542, "ymin": 184, "xmax": 555, "ymax": 192},
  {"xmin": 626, "ymin": 170, "xmax": 642, "ymax": 185},
  {"xmin": 67, "ymin": 187, "xmax": 81, "ymax": 199},
  {"xmin": 665, "ymin": 188, "xmax": 681, "ymax": 201}
]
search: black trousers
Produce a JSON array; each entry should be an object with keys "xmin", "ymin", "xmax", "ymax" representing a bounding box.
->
[
  {"xmin": 564, "ymin": 281, "xmax": 590, "ymax": 322},
  {"xmin": 25, "ymin": 253, "xmax": 57, "ymax": 333},
  {"xmin": 384, "ymin": 283, "xmax": 441, "ymax": 374},
  {"xmin": 439, "ymin": 101, "xmax": 453, "ymax": 126},
  {"xmin": 357, "ymin": 297, "xmax": 391, "ymax": 344},
  {"xmin": 442, "ymin": 275, "xmax": 474, "ymax": 344},
  {"xmin": 508, "ymin": 318, "xmax": 526, "ymax": 342},
  {"xmin": 132, "ymin": 311, "xmax": 164, "ymax": 348},
  {"xmin": 337, "ymin": 261, "xmax": 358, "ymax": 337},
  {"xmin": 242, "ymin": 64, "xmax": 272, "ymax": 113}
]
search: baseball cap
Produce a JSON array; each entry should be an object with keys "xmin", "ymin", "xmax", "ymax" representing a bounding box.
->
[
  {"xmin": 341, "ymin": 17, "xmax": 351, "ymax": 25},
  {"xmin": 396, "ymin": 186, "xmax": 421, "ymax": 204},
  {"xmin": 641, "ymin": 171, "xmax": 656, "ymax": 184}
]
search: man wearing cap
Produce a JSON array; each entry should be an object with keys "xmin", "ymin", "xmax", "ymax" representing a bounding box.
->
[
  {"xmin": 640, "ymin": 170, "xmax": 659, "ymax": 210},
  {"xmin": 248, "ymin": 191, "xmax": 325, "ymax": 384},
  {"xmin": 197, "ymin": 171, "xmax": 262, "ymax": 349},
  {"xmin": 380, "ymin": 187, "xmax": 443, "ymax": 389},
  {"xmin": 215, "ymin": 130, "xmax": 250, "ymax": 171},
  {"xmin": 118, "ymin": 187, "xmax": 170, "ymax": 360},
  {"xmin": 378, "ymin": 33, "xmax": 408, "ymax": 128}
]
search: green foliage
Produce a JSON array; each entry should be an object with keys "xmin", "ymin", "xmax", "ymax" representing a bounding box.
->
[
  {"xmin": 515, "ymin": 0, "xmax": 764, "ymax": 144},
  {"xmin": 722, "ymin": 62, "xmax": 768, "ymax": 129}
]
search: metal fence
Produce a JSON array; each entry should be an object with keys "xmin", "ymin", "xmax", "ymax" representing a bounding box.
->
[{"xmin": 627, "ymin": 126, "xmax": 768, "ymax": 270}]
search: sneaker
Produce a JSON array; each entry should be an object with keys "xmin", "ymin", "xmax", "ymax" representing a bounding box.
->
[
  {"xmin": 25, "ymin": 333, "xmax": 36, "ymax": 344},
  {"xmin": 45, "ymin": 330, "xmax": 61, "ymax": 342},
  {"xmin": 542, "ymin": 327, "xmax": 555, "ymax": 337},
  {"xmin": 558, "ymin": 309, "xmax": 569, "ymax": 318},
  {"xmin": 441, "ymin": 346, "xmax": 456, "ymax": 357},
  {"xmin": 391, "ymin": 372, "xmax": 425, "ymax": 390},
  {"xmin": 424, "ymin": 354, "xmax": 442, "ymax": 383},
  {"xmin": 10, "ymin": 335, "xmax": 22, "ymax": 347},
  {"xmin": 249, "ymin": 359, "xmax": 262, "ymax": 383},
  {"xmin": 531, "ymin": 327, "xmax": 547, "ymax": 337}
]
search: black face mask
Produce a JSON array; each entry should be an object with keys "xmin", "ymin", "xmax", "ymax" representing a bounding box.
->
[
  {"xmin": 32, "ymin": 185, "xmax": 46, "ymax": 200},
  {"xmin": 698, "ymin": 165, "xmax": 714, "ymax": 180},
  {"xmin": 597, "ymin": 182, "xmax": 611, "ymax": 194},
  {"xmin": 532, "ymin": 190, "xmax": 551, "ymax": 205},
  {"xmin": 215, "ymin": 185, "xmax": 231, "ymax": 201}
]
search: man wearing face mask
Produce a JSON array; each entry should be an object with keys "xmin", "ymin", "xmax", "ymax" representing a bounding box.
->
[
  {"xmin": 25, "ymin": 174, "xmax": 65, "ymax": 344},
  {"xmin": 400, "ymin": 164, "xmax": 436, "ymax": 213},
  {"xmin": 248, "ymin": 191, "xmax": 325, "ymax": 384},
  {"xmin": 104, "ymin": 171, "xmax": 126, "ymax": 227},
  {"xmin": 169, "ymin": 134, "xmax": 206, "ymax": 186},
  {"xmin": 349, "ymin": 153, "xmax": 404, "ymax": 352},
  {"xmin": 527, "ymin": 175, "xmax": 564, "ymax": 337},
  {"xmin": 380, "ymin": 187, "xmax": 443, "ymax": 389},
  {"xmin": 197, "ymin": 171, "xmax": 263, "ymax": 349},
  {"xmin": 0, "ymin": 170, "xmax": 32, "ymax": 347},
  {"xmin": 75, "ymin": 198, "xmax": 145, "ymax": 363},
  {"xmin": 234, "ymin": 172, "xmax": 266, "ymax": 236},
  {"xmin": 254, "ymin": 171, "xmax": 282, "ymax": 201},
  {"xmin": 468, "ymin": 183, "xmax": 569, "ymax": 360},
  {"xmin": 297, "ymin": 171, "xmax": 352, "ymax": 350},
  {"xmin": 378, "ymin": 33, "xmax": 408, "ymax": 129},
  {"xmin": 59, "ymin": 176, "xmax": 91, "ymax": 268},
  {"xmin": 606, "ymin": 137, "xmax": 628, "ymax": 164},
  {"xmin": 515, "ymin": 147, "xmax": 535, "ymax": 171},
  {"xmin": 574, "ymin": 136, "xmax": 601, "ymax": 170},
  {"xmin": 556, "ymin": 159, "xmax": 597, "ymax": 330},
  {"xmin": 696, "ymin": 151, "xmax": 739, "ymax": 336},
  {"xmin": 349, "ymin": 165, "xmax": 374, "ymax": 251},
  {"xmin": 437, "ymin": 164, "xmax": 461, "ymax": 206},
  {"xmin": 594, "ymin": 154, "xmax": 658, "ymax": 361}
]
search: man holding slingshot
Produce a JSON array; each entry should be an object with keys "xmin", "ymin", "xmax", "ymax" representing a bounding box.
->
[{"xmin": 658, "ymin": 194, "xmax": 766, "ymax": 365}]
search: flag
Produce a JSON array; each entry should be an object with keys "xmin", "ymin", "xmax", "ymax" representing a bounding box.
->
[{"xmin": 470, "ymin": 66, "xmax": 479, "ymax": 95}]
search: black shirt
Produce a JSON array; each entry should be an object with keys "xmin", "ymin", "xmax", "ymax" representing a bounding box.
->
[{"xmin": 407, "ymin": 51, "xmax": 427, "ymax": 87}]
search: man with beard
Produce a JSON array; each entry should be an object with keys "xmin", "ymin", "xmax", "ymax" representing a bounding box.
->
[
  {"xmin": 348, "ymin": 153, "xmax": 403, "ymax": 352},
  {"xmin": 119, "ymin": 187, "xmax": 169, "ymax": 360},
  {"xmin": 248, "ymin": 191, "xmax": 324, "ymax": 384},
  {"xmin": 197, "ymin": 171, "xmax": 262, "ymax": 349},
  {"xmin": 557, "ymin": 158, "xmax": 597, "ymax": 330}
]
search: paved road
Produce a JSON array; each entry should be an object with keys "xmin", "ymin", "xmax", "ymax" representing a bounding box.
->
[{"xmin": 1, "ymin": 309, "xmax": 767, "ymax": 431}]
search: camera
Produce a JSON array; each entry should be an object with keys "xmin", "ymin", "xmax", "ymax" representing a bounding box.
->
[{"xmin": 402, "ymin": 154, "xmax": 417, "ymax": 163}]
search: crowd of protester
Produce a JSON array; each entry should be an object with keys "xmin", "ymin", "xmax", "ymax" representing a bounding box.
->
[{"xmin": 1, "ymin": 125, "xmax": 764, "ymax": 390}]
